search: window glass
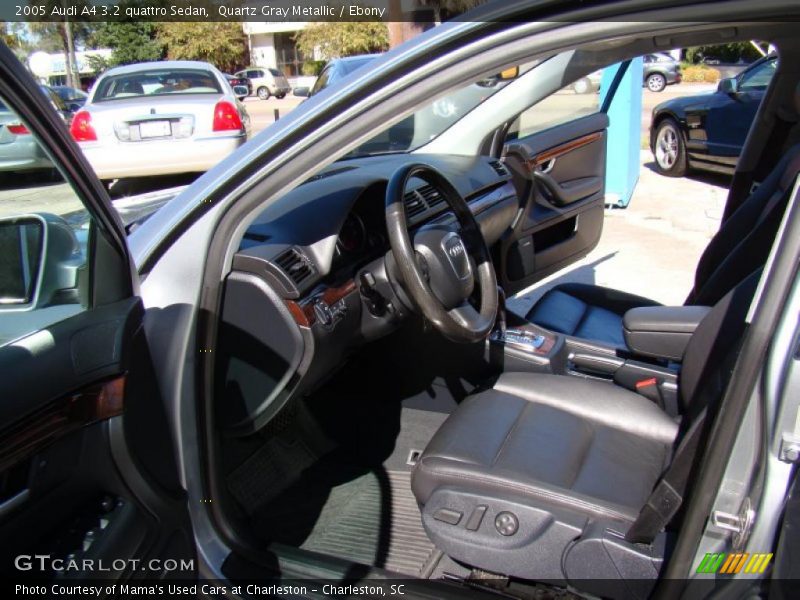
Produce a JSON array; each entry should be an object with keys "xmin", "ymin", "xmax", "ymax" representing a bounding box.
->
[
  {"xmin": 0, "ymin": 96, "xmax": 94, "ymax": 346},
  {"xmin": 507, "ymin": 74, "xmax": 602, "ymax": 140},
  {"xmin": 93, "ymin": 68, "xmax": 221, "ymax": 101},
  {"xmin": 739, "ymin": 58, "xmax": 776, "ymax": 91}
]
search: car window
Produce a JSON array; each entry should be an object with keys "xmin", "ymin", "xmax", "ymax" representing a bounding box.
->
[
  {"xmin": 507, "ymin": 76, "xmax": 602, "ymax": 140},
  {"xmin": 93, "ymin": 68, "xmax": 222, "ymax": 101},
  {"xmin": 738, "ymin": 58, "xmax": 776, "ymax": 92},
  {"xmin": 0, "ymin": 96, "xmax": 95, "ymax": 346},
  {"xmin": 268, "ymin": 68, "xmax": 283, "ymax": 77},
  {"xmin": 311, "ymin": 66, "xmax": 332, "ymax": 95}
]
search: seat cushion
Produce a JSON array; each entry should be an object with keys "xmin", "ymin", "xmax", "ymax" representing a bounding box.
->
[
  {"xmin": 525, "ymin": 283, "xmax": 661, "ymax": 348},
  {"xmin": 412, "ymin": 373, "xmax": 678, "ymax": 523}
]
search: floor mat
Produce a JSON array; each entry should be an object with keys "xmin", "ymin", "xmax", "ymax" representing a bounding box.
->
[{"xmin": 253, "ymin": 464, "xmax": 440, "ymax": 577}]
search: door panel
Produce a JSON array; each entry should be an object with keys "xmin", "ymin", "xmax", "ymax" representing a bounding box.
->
[
  {"xmin": 500, "ymin": 112, "xmax": 609, "ymax": 295},
  {"xmin": 0, "ymin": 43, "xmax": 193, "ymax": 584}
]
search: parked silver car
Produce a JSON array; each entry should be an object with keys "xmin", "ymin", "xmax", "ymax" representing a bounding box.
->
[
  {"xmin": 0, "ymin": 99, "xmax": 52, "ymax": 173},
  {"xmin": 71, "ymin": 60, "xmax": 250, "ymax": 180},
  {"xmin": 234, "ymin": 67, "xmax": 291, "ymax": 99}
]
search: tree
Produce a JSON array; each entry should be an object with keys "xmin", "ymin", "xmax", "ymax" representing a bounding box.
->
[
  {"xmin": 295, "ymin": 22, "xmax": 389, "ymax": 60},
  {"xmin": 157, "ymin": 22, "xmax": 246, "ymax": 73},
  {"xmin": 89, "ymin": 22, "xmax": 163, "ymax": 67},
  {"xmin": 685, "ymin": 42, "xmax": 763, "ymax": 64}
]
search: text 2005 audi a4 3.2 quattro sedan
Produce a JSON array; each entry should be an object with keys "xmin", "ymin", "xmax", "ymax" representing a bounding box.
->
[{"xmin": 2, "ymin": 1, "xmax": 800, "ymax": 599}]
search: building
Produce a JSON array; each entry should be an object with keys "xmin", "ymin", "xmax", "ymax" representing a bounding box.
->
[{"xmin": 242, "ymin": 22, "xmax": 311, "ymax": 83}]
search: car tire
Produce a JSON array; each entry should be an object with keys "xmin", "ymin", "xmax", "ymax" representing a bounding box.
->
[
  {"xmin": 276, "ymin": 93, "xmax": 286, "ymax": 99},
  {"xmin": 572, "ymin": 77, "xmax": 593, "ymax": 94},
  {"xmin": 653, "ymin": 118, "xmax": 688, "ymax": 177},
  {"xmin": 646, "ymin": 72, "xmax": 667, "ymax": 92},
  {"xmin": 257, "ymin": 86, "xmax": 271, "ymax": 100},
  {"xmin": 238, "ymin": 95, "xmax": 247, "ymax": 102}
]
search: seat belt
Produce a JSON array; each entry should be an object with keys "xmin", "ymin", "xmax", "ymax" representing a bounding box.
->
[{"xmin": 625, "ymin": 410, "xmax": 706, "ymax": 544}]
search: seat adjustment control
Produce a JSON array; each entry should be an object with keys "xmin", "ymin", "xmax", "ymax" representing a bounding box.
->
[
  {"xmin": 465, "ymin": 505, "xmax": 487, "ymax": 531},
  {"xmin": 434, "ymin": 508, "xmax": 463, "ymax": 525},
  {"xmin": 495, "ymin": 511, "xmax": 518, "ymax": 536}
]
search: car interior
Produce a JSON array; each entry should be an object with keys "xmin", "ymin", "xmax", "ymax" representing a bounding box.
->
[{"xmin": 200, "ymin": 21, "xmax": 799, "ymax": 597}]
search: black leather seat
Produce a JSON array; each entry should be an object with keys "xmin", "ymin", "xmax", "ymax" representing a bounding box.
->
[
  {"xmin": 411, "ymin": 270, "xmax": 760, "ymax": 582},
  {"xmin": 524, "ymin": 145, "xmax": 800, "ymax": 348}
]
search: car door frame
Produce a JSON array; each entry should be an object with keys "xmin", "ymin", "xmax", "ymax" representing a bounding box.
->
[{"xmin": 0, "ymin": 44, "xmax": 194, "ymax": 584}]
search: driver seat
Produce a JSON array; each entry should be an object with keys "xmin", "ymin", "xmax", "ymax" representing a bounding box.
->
[{"xmin": 410, "ymin": 269, "xmax": 760, "ymax": 585}]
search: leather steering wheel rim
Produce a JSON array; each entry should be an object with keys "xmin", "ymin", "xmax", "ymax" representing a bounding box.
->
[{"xmin": 385, "ymin": 163, "xmax": 498, "ymax": 343}]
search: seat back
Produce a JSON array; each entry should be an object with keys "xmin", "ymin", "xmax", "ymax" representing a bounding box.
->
[{"xmin": 687, "ymin": 145, "xmax": 800, "ymax": 307}]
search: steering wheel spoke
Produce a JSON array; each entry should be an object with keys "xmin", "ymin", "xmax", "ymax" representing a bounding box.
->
[{"xmin": 385, "ymin": 163, "xmax": 498, "ymax": 343}]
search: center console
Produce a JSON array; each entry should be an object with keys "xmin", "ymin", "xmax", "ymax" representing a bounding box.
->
[{"xmin": 484, "ymin": 297, "xmax": 711, "ymax": 417}]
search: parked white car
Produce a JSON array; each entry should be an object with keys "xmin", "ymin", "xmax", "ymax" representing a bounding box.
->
[
  {"xmin": 234, "ymin": 67, "xmax": 291, "ymax": 100},
  {"xmin": 71, "ymin": 60, "xmax": 250, "ymax": 180}
]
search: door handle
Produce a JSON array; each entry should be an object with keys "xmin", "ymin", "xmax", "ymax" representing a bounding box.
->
[{"xmin": 532, "ymin": 171, "xmax": 600, "ymax": 207}]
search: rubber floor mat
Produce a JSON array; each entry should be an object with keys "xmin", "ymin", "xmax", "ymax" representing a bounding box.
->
[{"xmin": 254, "ymin": 465, "xmax": 439, "ymax": 577}]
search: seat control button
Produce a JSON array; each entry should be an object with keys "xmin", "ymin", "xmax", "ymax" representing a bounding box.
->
[
  {"xmin": 495, "ymin": 511, "xmax": 519, "ymax": 536},
  {"xmin": 433, "ymin": 508, "xmax": 462, "ymax": 525},
  {"xmin": 465, "ymin": 505, "xmax": 487, "ymax": 531}
]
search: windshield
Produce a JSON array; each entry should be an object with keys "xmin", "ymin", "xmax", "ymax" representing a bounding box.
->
[
  {"xmin": 345, "ymin": 67, "xmax": 530, "ymax": 158},
  {"xmin": 93, "ymin": 68, "xmax": 222, "ymax": 101}
]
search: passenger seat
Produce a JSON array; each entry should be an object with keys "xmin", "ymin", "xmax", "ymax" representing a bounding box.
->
[{"xmin": 522, "ymin": 144, "xmax": 800, "ymax": 348}]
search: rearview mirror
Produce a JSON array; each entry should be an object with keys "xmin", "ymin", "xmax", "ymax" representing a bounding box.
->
[
  {"xmin": 0, "ymin": 213, "xmax": 83, "ymax": 311},
  {"xmin": 293, "ymin": 87, "xmax": 310, "ymax": 98},
  {"xmin": 718, "ymin": 77, "xmax": 738, "ymax": 95}
]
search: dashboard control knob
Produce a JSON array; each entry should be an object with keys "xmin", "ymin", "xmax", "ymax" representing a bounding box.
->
[{"xmin": 313, "ymin": 299, "xmax": 334, "ymax": 327}]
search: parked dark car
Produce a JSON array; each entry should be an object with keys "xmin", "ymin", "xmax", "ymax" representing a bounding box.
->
[
  {"xmin": 225, "ymin": 73, "xmax": 251, "ymax": 101},
  {"xmin": 293, "ymin": 54, "xmax": 380, "ymax": 98},
  {"xmin": 650, "ymin": 54, "xmax": 777, "ymax": 176},
  {"xmin": 643, "ymin": 52, "xmax": 682, "ymax": 92},
  {"xmin": 49, "ymin": 85, "xmax": 88, "ymax": 112}
]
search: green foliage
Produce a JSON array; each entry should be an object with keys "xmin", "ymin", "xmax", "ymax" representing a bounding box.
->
[
  {"xmin": 294, "ymin": 22, "xmax": 389, "ymax": 60},
  {"xmin": 301, "ymin": 60, "xmax": 326, "ymax": 77},
  {"xmin": 685, "ymin": 42, "xmax": 763, "ymax": 64},
  {"xmin": 90, "ymin": 21, "xmax": 163, "ymax": 67},
  {"xmin": 157, "ymin": 22, "xmax": 246, "ymax": 73}
]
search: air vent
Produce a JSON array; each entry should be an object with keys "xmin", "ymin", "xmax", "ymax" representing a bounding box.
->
[
  {"xmin": 417, "ymin": 184, "xmax": 444, "ymax": 209},
  {"xmin": 274, "ymin": 247, "xmax": 314, "ymax": 285},
  {"xmin": 404, "ymin": 190, "xmax": 427, "ymax": 219},
  {"xmin": 489, "ymin": 159, "xmax": 509, "ymax": 177}
]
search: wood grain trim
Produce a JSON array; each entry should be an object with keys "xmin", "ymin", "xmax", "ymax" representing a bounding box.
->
[
  {"xmin": 526, "ymin": 131, "xmax": 603, "ymax": 170},
  {"xmin": 0, "ymin": 375, "xmax": 126, "ymax": 474},
  {"xmin": 285, "ymin": 279, "xmax": 357, "ymax": 327}
]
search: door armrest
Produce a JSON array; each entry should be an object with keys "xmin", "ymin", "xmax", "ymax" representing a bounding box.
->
[{"xmin": 623, "ymin": 305, "xmax": 711, "ymax": 361}]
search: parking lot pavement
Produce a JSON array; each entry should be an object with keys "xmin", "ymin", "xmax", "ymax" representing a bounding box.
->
[
  {"xmin": 508, "ymin": 150, "xmax": 729, "ymax": 315},
  {"xmin": 242, "ymin": 95, "xmax": 304, "ymax": 135}
]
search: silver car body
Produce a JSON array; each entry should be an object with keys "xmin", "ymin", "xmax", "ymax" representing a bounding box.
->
[
  {"xmin": 0, "ymin": 106, "xmax": 52, "ymax": 172},
  {"xmin": 76, "ymin": 60, "xmax": 249, "ymax": 179},
  {"xmin": 235, "ymin": 67, "xmax": 291, "ymax": 98}
]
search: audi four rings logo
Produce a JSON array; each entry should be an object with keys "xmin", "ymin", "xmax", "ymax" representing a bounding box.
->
[{"xmin": 448, "ymin": 242, "xmax": 465, "ymax": 257}]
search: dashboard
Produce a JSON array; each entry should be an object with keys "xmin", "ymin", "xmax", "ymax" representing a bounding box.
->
[{"xmin": 221, "ymin": 153, "xmax": 519, "ymax": 434}]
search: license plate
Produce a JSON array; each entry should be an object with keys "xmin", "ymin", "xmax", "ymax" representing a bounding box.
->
[{"xmin": 139, "ymin": 120, "xmax": 171, "ymax": 138}]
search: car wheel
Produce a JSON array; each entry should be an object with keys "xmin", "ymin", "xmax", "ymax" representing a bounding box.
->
[
  {"xmin": 653, "ymin": 118, "xmax": 687, "ymax": 177},
  {"xmin": 276, "ymin": 93, "xmax": 286, "ymax": 99},
  {"xmin": 646, "ymin": 72, "xmax": 667, "ymax": 92},
  {"xmin": 257, "ymin": 86, "xmax": 270, "ymax": 100},
  {"xmin": 572, "ymin": 77, "xmax": 592, "ymax": 94}
]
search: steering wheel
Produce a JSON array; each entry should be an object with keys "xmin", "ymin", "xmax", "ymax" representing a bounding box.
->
[{"xmin": 385, "ymin": 164, "xmax": 498, "ymax": 343}]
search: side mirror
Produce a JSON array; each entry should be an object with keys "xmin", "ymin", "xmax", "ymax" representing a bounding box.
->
[
  {"xmin": 232, "ymin": 85, "xmax": 249, "ymax": 97},
  {"xmin": 67, "ymin": 102, "xmax": 82, "ymax": 112},
  {"xmin": 718, "ymin": 77, "xmax": 738, "ymax": 95},
  {"xmin": 0, "ymin": 213, "xmax": 83, "ymax": 311},
  {"xmin": 293, "ymin": 87, "xmax": 310, "ymax": 98}
]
